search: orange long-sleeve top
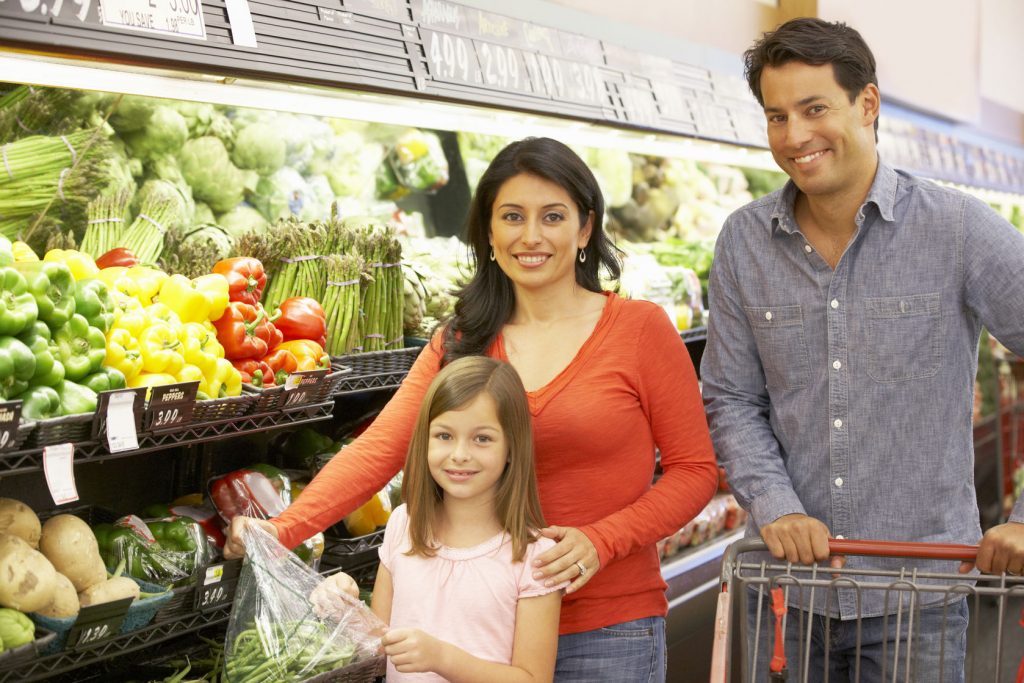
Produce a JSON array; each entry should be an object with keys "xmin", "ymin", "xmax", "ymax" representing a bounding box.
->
[{"xmin": 274, "ymin": 292, "xmax": 719, "ymax": 634}]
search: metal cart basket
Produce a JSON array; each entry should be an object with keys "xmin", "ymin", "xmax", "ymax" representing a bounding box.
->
[{"xmin": 710, "ymin": 538, "xmax": 1024, "ymax": 683}]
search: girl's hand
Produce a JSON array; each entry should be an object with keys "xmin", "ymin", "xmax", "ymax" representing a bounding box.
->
[
  {"xmin": 310, "ymin": 572, "xmax": 360, "ymax": 619},
  {"xmin": 534, "ymin": 526, "xmax": 600, "ymax": 594},
  {"xmin": 223, "ymin": 516, "xmax": 278, "ymax": 559},
  {"xmin": 382, "ymin": 628, "xmax": 447, "ymax": 674}
]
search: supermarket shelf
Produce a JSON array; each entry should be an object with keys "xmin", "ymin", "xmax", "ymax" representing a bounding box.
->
[
  {"xmin": 0, "ymin": 402, "xmax": 334, "ymax": 477},
  {"xmin": 662, "ymin": 529, "xmax": 742, "ymax": 584},
  {"xmin": 0, "ymin": 606, "xmax": 231, "ymax": 683}
]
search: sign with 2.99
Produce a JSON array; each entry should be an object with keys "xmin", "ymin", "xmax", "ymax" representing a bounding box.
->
[{"xmin": 100, "ymin": 0, "xmax": 207, "ymax": 39}]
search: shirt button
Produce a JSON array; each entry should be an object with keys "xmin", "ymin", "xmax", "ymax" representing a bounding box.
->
[
  {"xmin": 835, "ymin": 477, "xmax": 844, "ymax": 487},
  {"xmin": 830, "ymin": 299, "xmax": 839, "ymax": 309},
  {"xmin": 804, "ymin": 244, "xmax": 812, "ymax": 253},
  {"xmin": 835, "ymin": 534, "xmax": 845, "ymax": 540},
  {"xmin": 834, "ymin": 419, "xmax": 843, "ymax": 429},
  {"xmin": 832, "ymin": 360, "xmax": 842, "ymax": 370},
  {"xmin": 765, "ymin": 311, "xmax": 773, "ymax": 321}
]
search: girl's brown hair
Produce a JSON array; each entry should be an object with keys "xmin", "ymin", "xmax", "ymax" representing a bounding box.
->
[{"xmin": 402, "ymin": 356, "xmax": 544, "ymax": 561}]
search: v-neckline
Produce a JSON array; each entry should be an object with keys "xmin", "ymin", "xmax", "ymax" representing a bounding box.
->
[{"xmin": 493, "ymin": 292, "xmax": 620, "ymax": 415}]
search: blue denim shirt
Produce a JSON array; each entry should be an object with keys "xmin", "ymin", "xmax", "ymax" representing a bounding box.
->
[{"xmin": 702, "ymin": 160, "xmax": 1024, "ymax": 618}]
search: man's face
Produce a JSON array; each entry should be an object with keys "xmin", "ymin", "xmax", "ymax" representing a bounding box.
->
[{"xmin": 760, "ymin": 61, "xmax": 879, "ymax": 200}]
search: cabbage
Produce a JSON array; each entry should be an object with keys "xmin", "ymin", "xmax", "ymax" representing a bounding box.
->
[
  {"xmin": 108, "ymin": 95, "xmax": 158, "ymax": 133},
  {"xmin": 179, "ymin": 137, "xmax": 256, "ymax": 214},
  {"xmin": 218, "ymin": 205, "xmax": 268, "ymax": 240},
  {"xmin": 231, "ymin": 122, "xmax": 286, "ymax": 176},
  {"xmin": 193, "ymin": 202, "xmax": 216, "ymax": 226},
  {"xmin": 172, "ymin": 101, "xmax": 216, "ymax": 135},
  {"xmin": 252, "ymin": 167, "xmax": 312, "ymax": 222},
  {"xmin": 183, "ymin": 224, "xmax": 234, "ymax": 261},
  {"xmin": 325, "ymin": 132, "xmax": 384, "ymax": 199},
  {"xmin": 123, "ymin": 107, "xmax": 188, "ymax": 162},
  {"xmin": 276, "ymin": 114, "xmax": 334, "ymax": 173},
  {"xmin": 306, "ymin": 174, "xmax": 335, "ymax": 219}
]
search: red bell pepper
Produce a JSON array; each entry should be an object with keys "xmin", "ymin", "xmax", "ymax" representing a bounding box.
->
[
  {"xmin": 212, "ymin": 257, "xmax": 267, "ymax": 307},
  {"xmin": 96, "ymin": 247, "xmax": 140, "ymax": 269},
  {"xmin": 262, "ymin": 348, "xmax": 298, "ymax": 386},
  {"xmin": 213, "ymin": 302, "xmax": 273, "ymax": 360},
  {"xmin": 273, "ymin": 297, "xmax": 327, "ymax": 347},
  {"xmin": 255, "ymin": 305, "xmax": 284, "ymax": 350},
  {"xmin": 209, "ymin": 469, "xmax": 287, "ymax": 523},
  {"xmin": 232, "ymin": 358, "xmax": 275, "ymax": 387}
]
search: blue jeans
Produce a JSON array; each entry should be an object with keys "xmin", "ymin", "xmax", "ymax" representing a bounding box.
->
[
  {"xmin": 745, "ymin": 591, "xmax": 968, "ymax": 683},
  {"xmin": 555, "ymin": 616, "xmax": 666, "ymax": 682}
]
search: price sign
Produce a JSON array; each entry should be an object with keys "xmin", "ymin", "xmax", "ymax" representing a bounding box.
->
[
  {"xmin": 423, "ymin": 29, "xmax": 482, "ymax": 87},
  {"xmin": 0, "ymin": 0, "xmax": 100, "ymax": 23},
  {"xmin": 0, "ymin": 401, "xmax": 21, "ymax": 452},
  {"xmin": 93, "ymin": 387, "xmax": 147, "ymax": 451},
  {"xmin": 43, "ymin": 443, "xmax": 78, "ymax": 506},
  {"xmin": 100, "ymin": 0, "xmax": 207, "ymax": 40},
  {"xmin": 619, "ymin": 85, "xmax": 660, "ymax": 128},
  {"xmin": 194, "ymin": 559, "xmax": 241, "ymax": 612},
  {"xmin": 474, "ymin": 39, "xmax": 532, "ymax": 94},
  {"xmin": 145, "ymin": 381, "xmax": 198, "ymax": 433},
  {"xmin": 67, "ymin": 596, "xmax": 132, "ymax": 649},
  {"xmin": 282, "ymin": 369, "xmax": 328, "ymax": 409},
  {"xmin": 522, "ymin": 53, "xmax": 605, "ymax": 106}
]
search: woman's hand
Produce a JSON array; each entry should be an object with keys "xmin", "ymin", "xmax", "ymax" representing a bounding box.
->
[
  {"xmin": 223, "ymin": 516, "xmax": 279, "ymax": 559},
  {"xmin": 533, "ymin": 526, "xmax": 600, "ymax": 594}
]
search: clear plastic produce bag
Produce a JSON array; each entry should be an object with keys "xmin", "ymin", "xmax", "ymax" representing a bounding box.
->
[{"xmin": 224, "ymin": 524, "xmax": 384, "ymax": 682}]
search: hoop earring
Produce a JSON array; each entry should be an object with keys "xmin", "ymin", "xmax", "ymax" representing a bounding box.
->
[
  {"xmin": 489, "ymin": 249, "xmax": 495, "ymax": 262},
  {"xmin": 578, "ymin": 249, "xmax": 587, "ymax": 264}
]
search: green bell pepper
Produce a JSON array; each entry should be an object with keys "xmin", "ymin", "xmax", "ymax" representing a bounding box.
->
[
  {"xmin": 0, "ymin": 267, "xmax": 38, "ymax": 336},
  {"xmin": 148, "ymin": 518, "xmax": 198, "ymax": 553},
  {"xmin": 0, "ymin": 237, "xmax": 13, "ymax": 269},
  {"xmin": 15, "ymin": 385, "xmax": 61, "ymax": 420},
  {"xmin": 55, "ymin": 379, "xmax": 97, "ymax": 416},
  {"xmin": 73, "ymin": 278, "xmax": 115, "ymax": 334},
  {"xmin": 92, "ymin": 522, "xmax": 154, "ymax": 578},
  {"xmin": 0, "ymin": 337, "xmax": 36, "ymax": 399},
  {"xmin": 81, "ymin": 366, "xmax": 127, "ymax": 394},
  {"xmin": 13, "ymin": 261, "xmax": 76, "ymax": 330},
  {"xmin": 53, "ymin": 314, "xmax": 106, "ymax": 382},
  {"xmin": 17, "ymin": 322, "xmax": 63, "ymax": 388}
]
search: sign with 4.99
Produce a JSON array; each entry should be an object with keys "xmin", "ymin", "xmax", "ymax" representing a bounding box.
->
[{"xmin": 100, "ymin": 0, "xmax": 207, "ymax": 39}]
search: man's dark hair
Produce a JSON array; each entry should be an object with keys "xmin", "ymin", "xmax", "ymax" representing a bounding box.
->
[{"xmin": 744, "ymin": 18, "xmax": 879, "ymax": 133}]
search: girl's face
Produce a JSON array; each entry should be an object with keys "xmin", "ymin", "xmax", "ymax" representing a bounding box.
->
[
  {"xmin": 427, "ymin": 392, "xmax": 508, "ymax": 508},
  {"xmin": 488, "ymin": 173, "xmax": 592, "ymax": 294}
]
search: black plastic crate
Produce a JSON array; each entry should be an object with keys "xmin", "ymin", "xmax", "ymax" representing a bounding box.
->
[
  {"xmin": 191, "ymin": 394, "xmax": 255, "ymax": 423},
  {"xmin": 329, "ymin": 347, "xmax": 423, "ymax": 395},
  {"xmin": 321, "ymin": 529, "xmax": 385, "ymax": 572},
  {"xmin": 24, "ymin": 413, "xmax": 95, "ymax": 449}
]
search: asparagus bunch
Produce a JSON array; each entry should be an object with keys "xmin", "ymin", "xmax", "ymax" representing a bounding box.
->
[
  {"xmin": 322, "ymin": 253, "xmax": 364, "ymax": 356},
  {"xmin": 0, "ymin": 86, "xmax": 82, "ymax": 142},
  {"xmin": 80, "ymin": 188, "xmax": 132, "ymax": 257},
  {"xmin": 356, "ymin": 224, "xmax": 403, "ymax": 352},
  {"xmin": 261, "ymin": 219, "xmax": 327, "ymax": 311},
  {"xmin": 121, "ymin": 196, "xmax": 177, "ymax": 264}
]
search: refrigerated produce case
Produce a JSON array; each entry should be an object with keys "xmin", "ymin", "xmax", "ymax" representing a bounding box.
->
[{"xmin": 2, "ymin": 1, "xmax": 1024, "ymax": 681}]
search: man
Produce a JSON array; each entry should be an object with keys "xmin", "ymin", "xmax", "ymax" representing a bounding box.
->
[{"xmin": 701, "ymin": 17, "xmax": 1024, "ymax": 682}]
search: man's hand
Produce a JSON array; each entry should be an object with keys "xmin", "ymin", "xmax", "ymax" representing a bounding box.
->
[
  {"xmin": 761, "ymin": 513, "xmax": 833, "ymax": 565},
  {"xmin": 967, "ymin": 521, "xmax": 1024, "ymax": 575},
  {"xmin": 382, "ymin": 628, "xmax": 448, "ymax": 674}
]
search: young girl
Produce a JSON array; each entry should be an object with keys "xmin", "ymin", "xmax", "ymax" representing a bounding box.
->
[{"xmin": 323, "ymin": 355, "xmax": 565, "ymax": 682}]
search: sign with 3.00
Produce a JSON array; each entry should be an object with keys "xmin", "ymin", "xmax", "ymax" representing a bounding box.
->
[{"xmin": 100, "ymin": 0, "xmax": 207, "ymax": 39}]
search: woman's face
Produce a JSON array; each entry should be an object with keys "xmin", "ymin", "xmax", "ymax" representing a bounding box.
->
[{"xmin": 488, "ymin": 173, "xmax": 592, "ymax": 295}]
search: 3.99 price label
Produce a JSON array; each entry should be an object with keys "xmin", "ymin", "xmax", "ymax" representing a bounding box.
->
[
  {"xmin": 100, "ymin": 0, "xmax": 207, "ymax": 39},
  {"xmin": 0, "ymin": 401, "xmax": 21, "ymax": 452},
  {"xmin": 145, "ymin": 381, "xmax": 198, "ymax": 433},
  {"xmin": 194, "ymin": 560, "xmax": 241, "ymax": 612}
]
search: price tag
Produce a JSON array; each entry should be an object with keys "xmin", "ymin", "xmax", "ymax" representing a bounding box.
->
[
  {"xmin": 282, "ymin": 369, "xmax": 328, "ymax": 409},
  {"xmin": 474, "ymin": 40, "xmax": 531, "ymax": 94},
  {"xmin": 0, "ymin": 0, "xmax": 101, "ymax": 23},
  {"xmin": 67, "ymin": 597, "xmax": 133, "ymax": 649},
  {"xmin": 43, "ymin": 443, "xmax": 78, "ymax": 506},
  {"xmin": 97, "ymin": 388, "xmax": 145, "ymax": 453},
  {"xmin": 100, "ymin": 0, "xmax": 207, "ymax": 40},
  {"xmin": 145, "ymin": 381, "xmax": 198, "ymax": 433},
  {"xmin": 423, "ymin": 29, "xmax": 482, "ymax": 87},
  {"xmin": 0, "ymin": 400, "xmax": 21, "ymax": 452},
  {"xmin": 194, "ymin": 559, "xmax": 241, "ymax": 612}
]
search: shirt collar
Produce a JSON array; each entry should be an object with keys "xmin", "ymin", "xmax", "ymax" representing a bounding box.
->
[{"xmin": 769, "ymin": 157, "xmax": 898, "ymax": 235}]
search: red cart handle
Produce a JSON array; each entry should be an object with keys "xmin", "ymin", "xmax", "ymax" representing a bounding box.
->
[{"xmin": 829, "ymin": 539, "xmax": 978, "ymax": 561}]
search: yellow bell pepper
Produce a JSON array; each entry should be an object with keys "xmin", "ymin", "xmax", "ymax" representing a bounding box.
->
[
  {"xmin": 126, "ymin": 266, "xmax": 168, "ymax": 306},
  {"xmin": 98, "ymin": 267, "xmax": 142, "ymax": 302},
  {"xmin": 12, "ymin": 241, "xmax": 38, "ymax": 262},
  {"xmin": 44, "ymin": 249, "xmax": 99, "ymax": 281},
  {"xmin": 111, "ymin": 306, "xmax": 148, "ymax": 339},
  {"xmin": 172, "ymin": 493, "xmax": 204, "ymax": 507},
  {"xmin": 175, "ymin": 363, "xmax": 210, "ymax": 396},
  {"xmin": 128, "ymin": 372, "xmax": 178, "ymax": 400},
  {"xmin": 158, "ymin": 274, "xmax": 229, "ymax": 324},
  {"xmin": 144, "ymin": 303, "xmax": 184, "ymax": 337},
  {"xmin": 105, "ymin": 327, "xmax": 144, "ymax": 380},
  {"xmin": 182, "ymin": 322, "xmax": 224, "ymax": 377},
  {"xmin": 206, "ymin": 357, "xmax": 242, "ymax": 398},
  {"xmin": 343, "ymin": 491, "xmax": 391, "ymax": 536},
  {"xmin": 139, "ymin": 322, "xmax": 185, "ymax": 375}
]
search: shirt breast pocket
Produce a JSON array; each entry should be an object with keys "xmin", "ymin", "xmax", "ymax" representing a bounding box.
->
[
  {"xmin": 743, "ymin": 305, "xmax": 810, "ymax": 389},
  {"xmin": 864, "ymin": 293, "xmax": 942, "ymax": 382}
]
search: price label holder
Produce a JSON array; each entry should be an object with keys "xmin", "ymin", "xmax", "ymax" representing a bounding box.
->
[
  {"xmin": 0, "ymin": 400, "xmax": 21, "ymax": 451},
  {"xmin": 100, "ymin": 0, "xmax": 208, "ymax": 40},
  {"xmin": 145, "ymin": 381, "xmax": 199, "ymax": 434},
  {"xmin": 43, "ymin": 443, "xmax": 78, "ymax": 506},
  {"xmin": 194, "ymin": 559, "xmax": 242, "ymax": 612},
  {"xmin": 67, "ymin": 596, "xmax": 133, "ymax": 649},
  {"xmin": 93, "ymin": 388, "xmax": 148, "ymax": 453},
  {"xmin": 281, "ymin": 369, "xmax": 328, "ymax": 410}
]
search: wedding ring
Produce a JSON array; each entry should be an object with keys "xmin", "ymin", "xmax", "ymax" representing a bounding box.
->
[{"xmin": 576, "ymin": 561, "xmax": 587, "ymax": 577}]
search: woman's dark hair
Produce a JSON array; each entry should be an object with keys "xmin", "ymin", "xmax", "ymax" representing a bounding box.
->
[
  {"xmin": 442, "ymin": 137, "xmax": 622, "ymax": 364},
  {"xmin": 744, "ymin": 18, "xmax": 879, "ymax": 134}
]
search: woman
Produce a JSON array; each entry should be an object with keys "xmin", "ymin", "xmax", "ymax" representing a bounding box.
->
[{"xmin": 226, "ymin": 137, "xmax": 718, "ymax": 682}]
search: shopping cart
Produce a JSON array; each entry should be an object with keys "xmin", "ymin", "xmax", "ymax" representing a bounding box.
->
[{"xmin": 709, "ymin": 538, "xmax": 1024, "ymax": 683}]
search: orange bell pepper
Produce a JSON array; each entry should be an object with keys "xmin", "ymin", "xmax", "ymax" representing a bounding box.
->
[
  {"xmin": 262, "ymin": 348, "xmax": 298, "ymax": 385},
  {"xmin": 273, "ymin": 339, "xmax": 330, "ymax": 372}
]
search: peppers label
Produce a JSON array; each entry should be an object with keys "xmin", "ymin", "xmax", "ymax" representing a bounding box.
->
[
  {"xmin": 0, "ymin": 400, "xmax": 21, "ymax": 451},
  {"xmin": 281, "ymin": 369, "xmax": 328, "ymax": 410},
  {"xmin": 67, "ymin": 596, "xmax": 133, "ymax": 649},
  {"xmin": 194, "ymin": 559, "xmax": 242, "ymax": 612},
  {"xmin": 145, "ymin": 381, "xmax": 199, "ymax": 433}
]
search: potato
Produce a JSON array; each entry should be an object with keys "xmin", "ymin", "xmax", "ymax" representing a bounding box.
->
[
  {"xmin": 78, "ymin": 576, "xmax": 139, "ymax": 607},
  {"xmin": 0, "ymin": 499, "xmax": 41, "ymax": 548},
  {"xmin": 35, "ymin": 571, "xmax": 79, "ymax": 619},
  {"xmin": 0, "ymin": 533, "xmax": 57, "ymax": 613},
  {"xmin": 39, "ymin": 515, "xmax": 107, "ymax": 592}
]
